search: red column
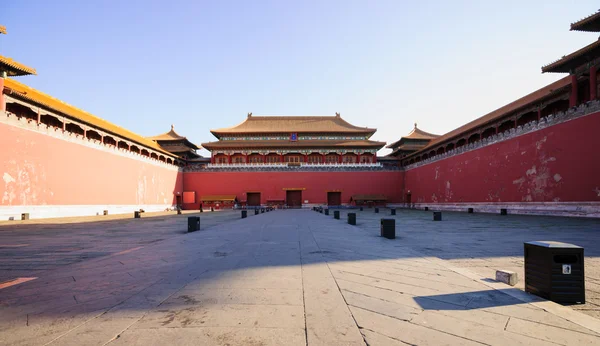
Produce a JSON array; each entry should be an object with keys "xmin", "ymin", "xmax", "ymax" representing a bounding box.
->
[
  {"xmin": 228, "ymin": 154, "xmax": 232, "ymax": 164},
  {"xmin": 537, "ymin": 108, "xmax": 542, "ymax": 121},
  {"xmin": 210, "ymin": 154, "xmax": 215, "ymax": 164},
  {"xmin": 243, "ymin": 153, "xmax": 248, "ymax": 163},
  {"xmin": 0, "ymin": 77, "xmax": 4, "ymax": 112},
  {"xmin": 303, "ymin": 154, "xmax": 308, "ymax": 163},
  {"xmin": 321, "ymin": 154, "xmax": 325, "ymax": 163},
  {"xmin": 263, "ymin": 154, "xmax": 267, "ymax": 163},
  {"xmin": 357, "ymin": 154, "xmax": 362, "ymax": 164},
  {"xmin": 373, "ymin": 155, "xmax": 377, "ymax": 163},
  {"xmin": 570, "ymin": 74, "xmax": 578, "ymax": 107},
  {"xmin": 590, "ymin": 66, "xmax": 597, "ymax": 101},
  {"xmin": 338, "ymin": 154, "xmax": 343, "ymax": 163}
]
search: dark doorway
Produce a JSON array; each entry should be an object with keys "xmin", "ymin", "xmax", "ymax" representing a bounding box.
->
[
  {"xmin": 247, "ymin": 192, "xmax": 261, "ymax": 207},
  {"xmin": 286, "ymin": 190, "xmax": 302, "ymax": 208},
  {"xmin": 327, "ymin": 192, "xmax": 341, "ymax": 206}
]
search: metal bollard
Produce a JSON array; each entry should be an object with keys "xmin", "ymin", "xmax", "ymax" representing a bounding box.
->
[
  {"xmin": 325, "ymin": 209, "xmax": 329, "ymax": 215},
  {"xmin": 241, "ymin": 210, "xmax": 247, "ymax": 218},
  {"xmin": 375, "ymin": 207, "xmax": 379, "ymax": 213},
  {"xmin": 380, "ymin": 219, "xmax": 395, "ymax": 239},
  {"xmin": 391, "ymin": 208, "xmax": 396, "ymax": 215},
  {"xmin": 348, "ymin": 213, "xmax": 356, "ymax": 225},
  {"xmin": 334, "ymin": 210, "xmax": 340, "ymax": 219}
]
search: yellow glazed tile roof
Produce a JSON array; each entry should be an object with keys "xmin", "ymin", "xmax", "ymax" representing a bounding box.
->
[
  {"xmin": 0, "ymin": 25, "xmax": 7, "ymax": 35},
  {"xmin": 0, "ymin": 55, "xmax": 37, "ymax": 76},
  {"xmin": 211, "ymin": 114, "xmax": 377, "ymax": 137},
  {"xmin": 3, "ymin": 78, "xmax": 176, "ymax": 157}
]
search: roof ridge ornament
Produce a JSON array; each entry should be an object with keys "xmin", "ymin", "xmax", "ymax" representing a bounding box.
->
[
  {"xmin": 248, "ymin": 112, "xmax": 252, "ymax": 118},
  {"xmin": 335, "ymin": 112, "xmax": 340, "ymax": 117},
  {"xmin": 171, "ymin": 124, "xmax": 174, "ymax": 131}
]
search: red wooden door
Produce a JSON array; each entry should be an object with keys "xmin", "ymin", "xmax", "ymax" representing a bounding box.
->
[{"xmin": 286, "ymin": 190, "xmax": 302, "ymax": 208}]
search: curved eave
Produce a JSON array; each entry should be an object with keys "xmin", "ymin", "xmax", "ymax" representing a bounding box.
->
[
  {"xmin": 211, "ymin": 129, "xmax": 377, "ymax": 139},
  {"xmin": 570, "ymin": 11, "xmax": 600, "ymax": 32},
  {"xmin": 202, "ymin": 140, "xmax": 386, "ymax": 151},
  {"xmin": 0, "ymin": 56, "xmax": 37, "ymax": 76},
  {"xmin": 542, "ymin": 39, "xmax": 600, "ymax": 73}
]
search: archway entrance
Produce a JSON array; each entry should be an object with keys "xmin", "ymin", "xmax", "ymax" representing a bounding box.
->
[
  {"xmin": 247, "ymin": 192, "xmax": 261, "ymax": 207},
  {"xmin": 286, "ymin": 190, "xmax": 302, "ymax": 208},
  {"xmin": 327, "ymin": 192, "xmax": 341, "ymax": 206}
]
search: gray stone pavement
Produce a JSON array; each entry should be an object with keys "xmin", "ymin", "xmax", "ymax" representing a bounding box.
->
[
  {"xmin": 0, "ymin": 209, "xmax": 599, "ymax": 345},
  {"xmin": 338, "ymin": 208, "xmax": 600, "ymax": 319}
]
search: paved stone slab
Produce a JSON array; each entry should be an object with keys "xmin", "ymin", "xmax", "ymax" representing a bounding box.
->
[{"xmin": 1, "ymin": 209, "xmax": 600, "ymax": 345}]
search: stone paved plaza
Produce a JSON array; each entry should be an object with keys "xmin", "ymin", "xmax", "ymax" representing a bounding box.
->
[{"xmin": 0, "ymin": 209, "xmax": 599, "ymax": 345}]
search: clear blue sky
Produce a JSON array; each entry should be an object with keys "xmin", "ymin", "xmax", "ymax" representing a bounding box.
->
[{"xmin": 3, "ymin": 1, "xmax": 598, "ymax": 155}]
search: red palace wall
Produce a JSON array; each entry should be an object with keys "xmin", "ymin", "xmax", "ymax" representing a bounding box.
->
[
  {"xmin": 404, "ymin": 112, "xmax": 600, "ymax": 208},
  {"xmin": 182, "ymin": 171, "xmax": 403, "ymax": 209},
  {"xmin": 0, "ymin": 120, "xmax": 183, "ymax": 219}
]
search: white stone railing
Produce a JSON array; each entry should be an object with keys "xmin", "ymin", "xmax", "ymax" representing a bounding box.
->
[{"xmin": 403, "ymin": 100, "xmax": 600, "ymax": 170}]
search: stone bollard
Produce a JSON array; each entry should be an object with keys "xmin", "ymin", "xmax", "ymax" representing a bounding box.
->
[
  {"xmin": 187, "ymin": 216, "xmax": 200, "ymax": 232},
  {"xmin": 348, "ymin": 213, "xmax": 356, "ymax": 225},
  {"xmin": 241, "ymin": 210, "xmax": 247, "ymax": 218},
  {"xmin": 134, "ymin": 211, "xmax": 141, "ymax": 219},
  {"xmin": 380, "ymin": 218, "xmax": 395, "ymax": 239},
  {"xmin": 500, "ymin": 208, "xmax": 508, "ymax": 215},
  {"xmin": 334, "ymin": 210, "xmax": 340, "ymax": 219},
  {"xmin": 433, "ymin": 211, "xmax": 442, "ymax": 221},
  {"xmin": 21, "ymin": 213, "xmax": 29, "ymax": 220},
  {"xmin": 103, "ymin": 210, "xmax": 108, "ymax": 216},
  {"xmin": 391, "ymin": 208, "xmax": 396, "ymax": 215},
  {"xmin": 255, "ymin": 209, "xmax": 259, "ymax": 215},
  {"xmin": 468, "ymin": 208, "xmax": 474, "ymax": 214},
  {"xmin": 375, "ymin": 208, "xmax": 379, "ymax": 213},
  {"xmin": 325, "ymin": 209, "xmax": 329, "ymax": 215}
]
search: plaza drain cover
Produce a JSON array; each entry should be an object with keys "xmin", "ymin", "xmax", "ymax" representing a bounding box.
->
[
  {"xmin": 213, "ymin": 251, "xmax": 228, "ymax": 257},
  {"xmin": 309, "ymin": 250, "xmax": 335, "ymax": 254}
]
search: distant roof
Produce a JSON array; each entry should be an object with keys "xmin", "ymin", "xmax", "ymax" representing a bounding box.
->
[
  {"xmin": 0, "ymin": 25, "xmax": 6, "ymax": 35},
  {"xmin": 4, "ymin": 78, "xmax": 176, "ymax": 158},
  {"xmin": 149, "ymin": 125, "xmax": 200, "ymax": 150},
  {"xmin": 571, "ymin": 10, "xmax": 600, "ymax": 32},
  {"xmin": 210, "ymin": 113, "xmax": 376, "ymax": 138},
  {"xmin": 202, "ymin": 139, "xmax": 386, "ymax": 150},
  {"xmin": 386, "ymin": 123, "xmax": 438, "ymax": 148},
  {"xmin": 413, "ymin": 76, "xmax": 571, "ymax": 155},
  {"xmin": 0, "ymin": 55, "xmax": 37, "ymax": 76},
  {"xmin": 542, "ymin": 39, "xmax": 600, "ymax": 73}
]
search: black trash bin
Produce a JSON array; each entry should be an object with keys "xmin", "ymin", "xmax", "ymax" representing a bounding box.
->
[
  {"xmin": 21, "ymin": 213, "xmax": 29, "ymax": 220},
  {"xmin": 380, "ymin": 219, "xmax": 395, "ymax": 239},
  {"xmin": 334, "ymin": 210, "xmax": 340, "ymax": 219},
  {"xmin": 468, "ymin": 208, "xmax": 474, "ymax": 214},
  {"xmin": 359, "ymin": 207, "xmax": 363, "ymax": 211},
  {"xmin": 261, "ymin": 208, "xmax": 265, "ymax": 213},
  {"xmin": 187, "ymin": 216, "xmax": 200, "ymax": 232},
  {"xmin": 424, "ymin": 207, "xmax": 429, "ymax": 211},
  {"xmin": 374, "ymin": 208, "xmax": 379, "ymax": 213},
  {"xmin": 348, "ymin": 213, "xmax": 356, "ymax": 225},
  {"xmin": 391, "ymin": 208, "xmax": 396, "ymax": 215},
  {"xmin": 134, "ymin": 211, "xmax": 141, "ymax": 219},
  {"xmin": 524, "ymin": 241, "xmax": 585, "ymax": 303},
  {"xmin": 255, "ymin": 209, "xmax": 259, "ymax": 215},
  {"xmin": 433, "ymin": 211, "xmax": 442, "ymax": 221},
  {"xmin": 241, "ymin": 210, "xmax": 247, "ymax": 219},
  {"xmin": 500, "ymin": 208, "xmax": 508, "ymax": 215},
  {"xmin": 325, "ymin": 209, "xmax": 329, "ymax": 215}
]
